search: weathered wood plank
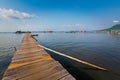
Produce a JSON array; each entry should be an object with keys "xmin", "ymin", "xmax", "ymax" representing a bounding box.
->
[
  {"xmin": 40, "ymin": 69, "xmax": 69, "ymax": 80},
  {"xmin": 4, "ymin": 60, "xmax": 55, "ymax": 76},
  {"xmin": 4, "ymin": 62, "xmax": 60, "ymax": 79}
]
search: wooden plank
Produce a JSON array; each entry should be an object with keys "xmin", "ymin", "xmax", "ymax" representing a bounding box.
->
[
  {"xmin": 4, "ymin": 62, "xmax": 60, "ymax": 79},
  {"xmin": 17, "ymin": 63, "xmax": 65, "ymax": 80},
  {"xmin": 60, "ymin": 75, "xmax": 76, "ymax": 80},
  {"xmin": 41, "ymin": 69, "xmax": 69, "ymax": 80},
  {"xmin": 4, "ymin": 60, "xmax": 55, "ymax": 76},
  {"xmin": 2, "ymin": 33, "xmax": 75, "ymax": 80},
  {"xmin": 14, "ymin": 51, "xmax": 48, "ymax": 57},
  {"xmin": 15, "ymin": 49, "xmax": 44, "ymax": 55}
]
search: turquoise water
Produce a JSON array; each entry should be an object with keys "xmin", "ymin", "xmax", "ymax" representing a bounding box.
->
[{"xmin": 0, "ymin": 33, "xmax": 120, "ymax": 80}]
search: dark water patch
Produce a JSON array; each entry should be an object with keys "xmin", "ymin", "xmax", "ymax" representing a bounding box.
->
[
  {"xmin": 0, "ymin": 55, "xmax": 13, "ymax": 80},
  {"xmin": 0, "ymin": 49, "xmax": 13, "ymax": 80}
]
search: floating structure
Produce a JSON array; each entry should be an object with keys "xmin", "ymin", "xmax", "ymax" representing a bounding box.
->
[
  {"xmin": 2, "ymin": 33, "xmax": 75, "ymax": 80},
  {"xmin": 31, "ymin": 34, "xmax": 38, "ymax": 36}
]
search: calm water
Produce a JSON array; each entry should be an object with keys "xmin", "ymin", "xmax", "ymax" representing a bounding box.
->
[{"xmin": 0, "ymin": 33, "xmax": 120, "ymax": 80}]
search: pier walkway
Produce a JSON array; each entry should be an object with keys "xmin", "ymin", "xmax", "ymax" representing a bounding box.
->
[{"xmin": 2, "ymin": 33, "xmax": 75, "ymax": 80}]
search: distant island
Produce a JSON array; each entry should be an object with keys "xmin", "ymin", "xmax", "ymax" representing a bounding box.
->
[
  {"xmin": 15, "ymin": 30, "xmax": 90, "ymax": 33},
  {"xmin": 15, "ymin": 31, "xmax": 31, "ymax": 34}
]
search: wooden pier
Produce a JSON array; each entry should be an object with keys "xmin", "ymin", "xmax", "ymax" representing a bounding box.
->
[{"xmin": 2, "ymin": 33, "xmax": 75, "ymax": 80}]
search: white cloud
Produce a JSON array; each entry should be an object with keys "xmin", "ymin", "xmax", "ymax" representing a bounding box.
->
[
  {"xmin": 0, "ymin": 8, "xmax": 35, "ymax": 19},
  {"xmin": 113, "ymin": 20, "xmax": 119, "ymax": 23}
]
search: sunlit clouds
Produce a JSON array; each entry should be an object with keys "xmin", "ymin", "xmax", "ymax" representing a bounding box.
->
[{"xmin": 0, "ymin": 8, "xmax": 35, "ymax": 19}]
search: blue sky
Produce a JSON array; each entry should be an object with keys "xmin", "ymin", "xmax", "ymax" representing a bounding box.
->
[{"xmin": 0, "ymin": 0, "xmax": 120, "ymax": 32}]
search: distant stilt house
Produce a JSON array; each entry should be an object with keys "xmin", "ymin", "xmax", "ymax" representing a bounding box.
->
[
  {"xmin": 101, "ymin": 24, "xmax": 120, "ymax": 35},
  {"xmin": 109, "ymin": 29, "xmax": 120, "ymax": 35}
]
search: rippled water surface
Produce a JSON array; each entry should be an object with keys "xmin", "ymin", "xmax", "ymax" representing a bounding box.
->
[{"xmin": 0, "ymin": 33, "xmax": 120, "ymax": 80}]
